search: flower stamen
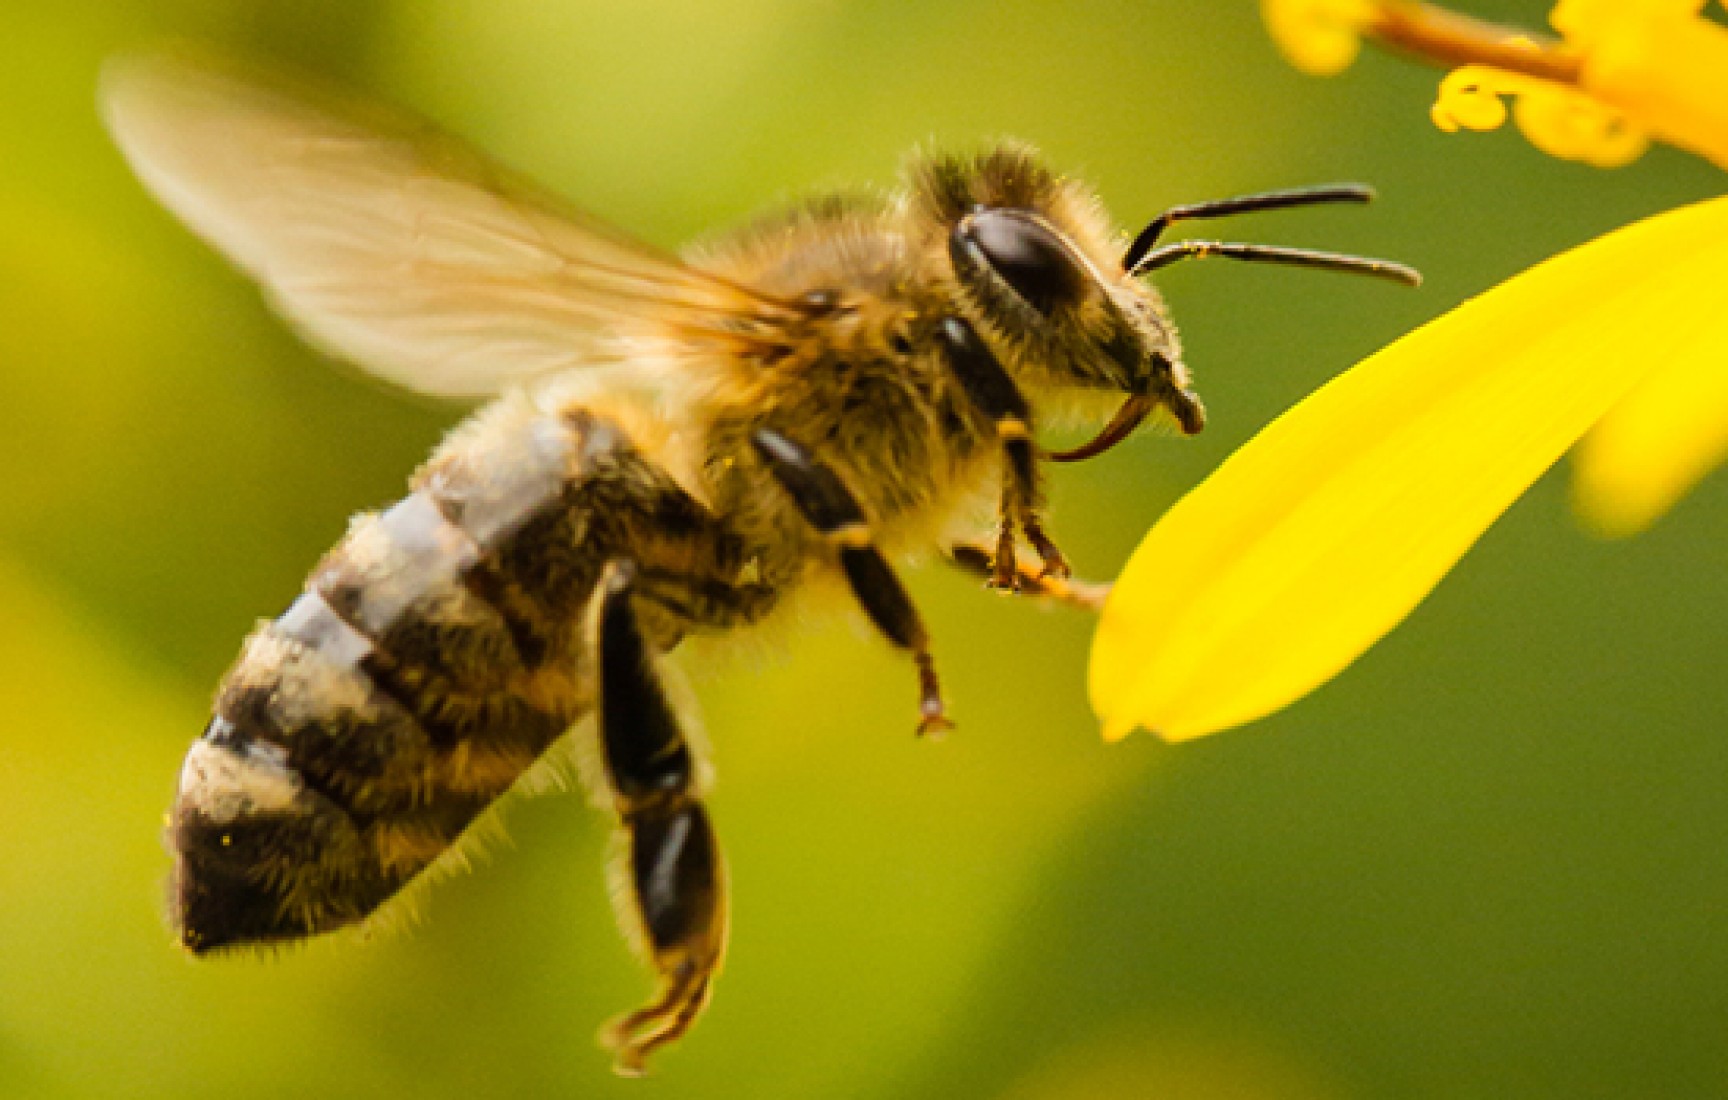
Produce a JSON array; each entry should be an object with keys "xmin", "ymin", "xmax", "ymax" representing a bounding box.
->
[{"xmin": 1434, "ymin": 65, "xmax": 1650, "ymax": 167}]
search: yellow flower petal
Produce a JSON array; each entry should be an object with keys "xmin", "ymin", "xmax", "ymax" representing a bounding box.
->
[
  {"xmin": 1548, "ymin": 0, "xmax": 1706, "ymax": 42},
  {"xmin": 1261, "ymin": 0, "xmax": 1377, "ymax": 76},
  {"xmin": 1572, "ymin": 334, "xmax": 1728, "ymax": 537},
  {"xmin": 1093, "ymin": 194, "xmax": 1728, "ymax": 742},
  {"xmin": 1571, "ymin": 7, "xmax": 1728, "ymax": 170}
]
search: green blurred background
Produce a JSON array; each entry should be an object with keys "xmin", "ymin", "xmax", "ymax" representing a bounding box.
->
[{"xmin": 4, "ymin": 1, "xmax": 1726, "ymax": 1096}]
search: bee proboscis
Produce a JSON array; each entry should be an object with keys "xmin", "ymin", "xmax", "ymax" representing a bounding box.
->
[{"xmin": 103, "ymin": 47, "xmax": 1416, "ymax": 1074}]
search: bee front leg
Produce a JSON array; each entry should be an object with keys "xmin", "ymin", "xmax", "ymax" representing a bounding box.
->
[
  {"xmin": 947, "ymin": 543, "xmax": 1109, "ymax": 612},
  {"xmin": 935, "ymin": 317, "xmax": 1071, "ymax": 587},
  {"xmin": 591, "ymin": 561, "xmax": 727, "ymax": 1076},
  {"xmin": 751, "ymin": 427, "xmax": 953, "ymax": 736},
  {"xmin": 999, "ymin": 425, "xmax": 1071, "ymax": 582}
]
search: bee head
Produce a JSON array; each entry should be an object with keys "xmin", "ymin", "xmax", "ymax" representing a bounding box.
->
[
  {"xmin": 919, "ymin": 146, "xmax": 1202, "ymax": 463},
  {"xmin": 949, "ymin": 203, "xmax": 1203, "ymax": 458},
  {"xmin": 920, "ymin": 146, "xmax": 1419, "ymax": 463}
]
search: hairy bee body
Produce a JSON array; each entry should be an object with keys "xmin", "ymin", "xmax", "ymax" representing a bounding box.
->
[
  {"xmin": 179, "ymin": 403, "xmax": 621, "ymax": 944},
  {"xmin": 169, "ymin": 173, "xmax": 1072, "ymax": 946},
  {"xmin": 108, "ymin": 46, "xmax": 1407, "ymax": 1073}
]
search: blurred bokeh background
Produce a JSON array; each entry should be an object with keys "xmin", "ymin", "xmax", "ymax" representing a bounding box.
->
[{"xmin": 4, "ymin": 1, "xmax": 1726, "ymax": 1096}]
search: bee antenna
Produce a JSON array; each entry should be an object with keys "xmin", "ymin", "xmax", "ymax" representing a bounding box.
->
[
  {"xmin": 1120, "ymin": 182, "xmax": 1381, "ymax": 274},
  {"xmin": 1129, "ymin": 241, "xmax": 1422, "ymax": 287}
]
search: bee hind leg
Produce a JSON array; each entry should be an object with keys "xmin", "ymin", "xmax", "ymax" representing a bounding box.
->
[
  {"xmin": 591, "ymin": 561, "xmax": 726, "ymax": 1076},
  {"xmin": 751, "ymin": 427, "xmax": 952, "ymax": 736}
]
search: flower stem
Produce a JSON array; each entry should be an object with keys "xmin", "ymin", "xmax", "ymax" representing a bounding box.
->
[{"xmin": 1368, "ymin": 0, "xmax": 1582, "ymax": 85}]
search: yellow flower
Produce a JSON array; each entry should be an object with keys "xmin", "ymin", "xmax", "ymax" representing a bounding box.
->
[
  {"xmin": 1092, "ymin": 1, "xmax": 1728, "ymax": 740},
  {"xmin": 1095, "ymin": 194, "xmax": 1728, "ymax": 740},
  {"xmin": 1265, "ymin": 0, "xmax": 1728, "ymax": 170}
]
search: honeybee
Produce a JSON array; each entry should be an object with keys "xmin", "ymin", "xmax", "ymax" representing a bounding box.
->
[{"xmin": 103, "ymin": 48, "xmax": 1417, "ymax": 1074}]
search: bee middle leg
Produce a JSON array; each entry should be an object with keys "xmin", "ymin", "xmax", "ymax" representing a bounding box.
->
[
  {"xmin": 591, "ymin": 561, "xmax": 726, "ymax": 1076},
  {"xmin": 750, "ymin": 427, "xmax": 952, "ymax": 735}
]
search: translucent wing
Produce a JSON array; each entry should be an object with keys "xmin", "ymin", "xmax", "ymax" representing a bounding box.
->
[{"xmin": 101, "ymin": 47, "xmax": 793, "ymax": 397}]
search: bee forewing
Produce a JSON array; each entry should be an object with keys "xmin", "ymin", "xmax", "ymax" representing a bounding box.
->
[{"xmin": 101, "ymin": 47, "xmax": 779, "ymax": 397}]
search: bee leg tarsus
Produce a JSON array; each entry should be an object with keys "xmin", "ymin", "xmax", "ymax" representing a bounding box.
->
[
  {"xmin": 604, "ymin": 959, "xmax": 713, "ymax": 1077},
  {"xmin": 947, "ymin": 541, "xmax": 1107, "ymax": 612},
  {"xmin": 592, "ymin": 563, "xmax": 727, "ymax": 1076},
  {"xmin": 953, "ymin": 540, "xmax": 1018, "ymax": 598},
  {"xmin": 990, "ymin": 523, "xmax": 1021, "ymax": 592},
  {"xmin": 1022, "ymin": 535, "xmax": 1064, "ymax": 583},
  {"xmin": 752, "ymin": 427, "xmax": 953, "ymax": 736},
  {"xmin": 915, "ymin": 651, "xmax": 954, "ymax": 737},
  {"xmin": 1021, "ymin": 515, "xmax": 1071, "ymax": 580}
]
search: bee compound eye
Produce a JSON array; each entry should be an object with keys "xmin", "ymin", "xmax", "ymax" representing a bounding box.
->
[{"xmin": 956, "ymin": 209, "xmax": 1089, "ymax": 316}]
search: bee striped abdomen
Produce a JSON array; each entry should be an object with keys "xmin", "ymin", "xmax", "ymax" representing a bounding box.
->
[{"xmin": 171, "ymin": 403, "xmax": 620, "ymax": 953}]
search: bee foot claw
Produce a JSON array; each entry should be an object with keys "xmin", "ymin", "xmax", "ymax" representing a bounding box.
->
[{"xmin": 918, "ymin": 711, "xmax": 955, "ymax": 737}]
